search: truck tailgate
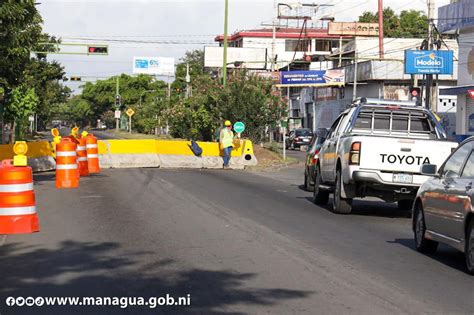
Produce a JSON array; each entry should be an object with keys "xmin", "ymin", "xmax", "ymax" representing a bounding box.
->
[{"xmin": 358, "ymin": 137, "xmax": 457, "ymax": 173}]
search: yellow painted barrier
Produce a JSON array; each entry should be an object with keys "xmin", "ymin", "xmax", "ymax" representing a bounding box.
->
[
  {"xmin": 0, "ymin": 139, "xmax": 256, "ymax": 171},
  {"xmin": 0, "ymin": 141, "xmax": 53, "ymax": 160},
  {"xmin": 98, "ymin": 139, "xmax": 248, "ymax": 157}
]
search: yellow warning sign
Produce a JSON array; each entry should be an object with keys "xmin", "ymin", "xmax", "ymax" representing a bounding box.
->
[{"xmin": 126, "ymin": 108, "xmax": 135, "ymax": 117}]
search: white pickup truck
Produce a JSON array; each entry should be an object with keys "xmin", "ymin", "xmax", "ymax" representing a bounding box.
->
[{"xmin": 313, "ymin": 98, "xmax": 458, "ymax": 214}]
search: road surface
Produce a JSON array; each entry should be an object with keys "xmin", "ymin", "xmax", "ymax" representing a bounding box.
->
[{"xmin": 0, "ymin": 166, "xmax": 472, "ymax": 314}]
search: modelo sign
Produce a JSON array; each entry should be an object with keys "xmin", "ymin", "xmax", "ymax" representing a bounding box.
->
[{"xmin": 404, "ymin": 50, "xmax": 453, "ymax": 75}]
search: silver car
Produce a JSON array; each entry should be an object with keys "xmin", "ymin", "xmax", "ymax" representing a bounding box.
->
[{"xmin": 413, "ymin": 137, "xmax": 474, "ymax": 275}]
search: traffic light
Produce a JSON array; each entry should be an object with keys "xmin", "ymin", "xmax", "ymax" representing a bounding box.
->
[
  {"xmin": 409, "ymin": 87, "xmax": 422, "ymax": 106},
  {"xmin": 115, "ymin": 95, "xmax": 121, "ymax": 108},
  {"xmin": 87, "ymin": 45, "xmax": 108, "ymax": 55},
  {"xmin": 70, "ymin": 77, "xmax": 81, "ymax": 81}
]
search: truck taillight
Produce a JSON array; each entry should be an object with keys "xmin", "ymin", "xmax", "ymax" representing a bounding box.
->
[{"xmin": 349, "ymin": 142, "xmax": 361, "ymax": 165}]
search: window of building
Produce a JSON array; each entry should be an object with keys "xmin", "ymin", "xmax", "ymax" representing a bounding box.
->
[
  {"xmin": 315, "ymin": 40, "xmax": 331, "ymax": 52},
  {"xmin": 285, "ymin": 39, "xmax": 311, "ymax": 52}
]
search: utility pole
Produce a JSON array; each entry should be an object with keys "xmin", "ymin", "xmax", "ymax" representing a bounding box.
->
[
  {"xmin": 271, "ymin": 0, "xmax": 277, "ymax": 71},
  {"xmin": 115, "ymin": 76, "xmax": 120, "ymax": 132},
  {"xmin": 222, "ymin": 0, "xmax": 229, "ymax": 87},
  {"xmin": 185, "ymin": 63, "xmax": 191, "ymax": 98},
  {"xmin": 378, "ymin": 0, "xmax": 384, "ymax": 59},
  {"xmin": 425, "ymin": 0, "xmax": 435, "ymax": 110}
]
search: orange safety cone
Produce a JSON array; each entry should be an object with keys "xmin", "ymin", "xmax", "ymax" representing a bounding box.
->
[
  {"xmin": 77, "ymin": 136, "xmax": 89, "ymax": 177},
  {"xmin": 85, "ymin": 134, "xmax": 100, "ymax": 174},
  {"xmin": 0, "ymin": 160, "xmax": 40, "ymax": 234},
  {"xmin": 56, "ymin": 138, "xmax": 79, "ymax": 189}
]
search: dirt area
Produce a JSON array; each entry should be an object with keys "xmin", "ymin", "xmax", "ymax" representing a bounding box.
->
[{"xmin": 251, "ymin": 145, "xmax": 299, "ymax": 170}]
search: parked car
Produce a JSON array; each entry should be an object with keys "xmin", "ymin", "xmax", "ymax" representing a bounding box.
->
[
  {"xmin": 286, "ymin": 128, "xmax": 313, "ymax": 150},
  {"xmin": 313, "ymin": 97, "xmax": 458, "ymax": 214},
  {"xmin": 304, "ymin": 128, "xmax": 328, "ymax": 191},
  {"xmin": 413, "ymin": 137, "xmax": 474, "ymax": 275}
]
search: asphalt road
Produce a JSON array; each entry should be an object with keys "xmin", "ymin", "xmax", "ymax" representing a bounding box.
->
[{"xmin": 0, "ymin": 165, "xmax": 472, "ymax": 314}]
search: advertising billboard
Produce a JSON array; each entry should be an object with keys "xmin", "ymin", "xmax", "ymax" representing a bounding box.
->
[
  {"xmin": 133, "ymin": 57, "xmax": 175, "ymax": 76},
  {"xmin": 404, "ymin": 50, "xmax": 454, "ymax": 75},
  {"xmin": 328, "ymin": 22, "xmax": 379, "ymax": 36},
  {"xmin": 278, "ymin": 70, "xmax": 344, "ymax": 87}
]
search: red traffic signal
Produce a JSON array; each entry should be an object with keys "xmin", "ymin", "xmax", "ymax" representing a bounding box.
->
[
  {"xmin": 409, "ymin": 87, "xmax": 422, "ymax": 105},
  {"xmin": 87, "ymin": 46, "xmax": 108, "ymax": 55}
]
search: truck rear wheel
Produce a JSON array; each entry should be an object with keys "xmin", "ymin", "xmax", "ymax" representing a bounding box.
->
[
  {"xmin": 333, "ymin": 168, "xmax": 352, "ymax": 214},
  {"xmin": 313, "ymin": 166, "xmax": 329, "ymax": 205}
]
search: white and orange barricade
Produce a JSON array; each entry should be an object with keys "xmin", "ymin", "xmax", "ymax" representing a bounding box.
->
[
  {"xmin": 56, "ymin": 138, "xmax": 79, "ymax": 189},
  {"xmin": 77, "ymin": 136, "xmax": 89, "ymax": 177},
  {"xmin": 85, "ymin": 134, "xmax": 100, "ymax": 174},
  {"xmin": 0, "ymin": 159, "xmax": 40, "ymax": 234}
]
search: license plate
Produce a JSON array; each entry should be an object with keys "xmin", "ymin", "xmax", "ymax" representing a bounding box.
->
[
  {"xmin": 393, "ymin": 174, "xmax": 413, "ymax": 184},
  {"xmin": 303, "ymin": 139, "xmax": 310, "ymax": 142}
]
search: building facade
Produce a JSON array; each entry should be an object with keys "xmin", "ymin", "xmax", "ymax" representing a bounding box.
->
[{"xmin": 438, "ymin": 0, "xmax": 474, "ymax": 140}]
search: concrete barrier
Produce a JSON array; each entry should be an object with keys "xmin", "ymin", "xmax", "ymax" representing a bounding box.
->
[
  {"xmin": 98, "ymin": 140, "xmax": 161, "ymax": 168},
  {"xmin": 0, "ymin": 141, "xmax": 56, "ymax": 172},
  {"xmin": 97, "ymin": 139, "xmax": 257, "ymax": 169},
  {"xmin": 0, "ymin": 138, "xmax": 257, "ymax": 171}
]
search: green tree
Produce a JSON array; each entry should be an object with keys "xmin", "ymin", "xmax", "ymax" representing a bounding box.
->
[
  {"xmin": 59, "ymin": 96, "xmax": 93, "ymax": 128},
  {"xmin": 0, "ymin": 0, "xmax": 43, "ymax": 89},
  {"xmin": 166, "ymin": 68, "xmax": 286, "ymax": 143},
  {"xmin": 358, "ymin": 7, "xmax": 428, "ymax": 38},
  {"xmin": 69, "ymin": 74, "xmax": 168, "ymax": 132},
  {"xmin": 4, "ymin": 85, "xmax": 39, "ymax": 140}
]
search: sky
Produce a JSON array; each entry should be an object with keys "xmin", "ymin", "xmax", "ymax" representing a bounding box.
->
[{"xmin": 37, "ymin": 0, "xmax": 451, "ymax": 91}]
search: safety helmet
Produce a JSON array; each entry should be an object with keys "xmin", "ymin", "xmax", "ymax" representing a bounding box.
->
[{"xmin": 224, "ymin": 120, "xmax": 232, "ymax": 127}]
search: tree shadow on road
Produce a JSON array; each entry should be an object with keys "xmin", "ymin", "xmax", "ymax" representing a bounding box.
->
[
  {"xmin": 0, "ymin": 240, "xmax": 312, "ymax": 314},
  {"xmin": 388, "ymin": 238, "xmax": 468, "ymax": 274}
]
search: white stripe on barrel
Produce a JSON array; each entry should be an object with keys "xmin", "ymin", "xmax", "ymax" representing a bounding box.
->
[
  {"xmin": 77, "ymin": 157, "xmax": 88, "ymax": 162},
  {"xmin": 0, "ymin": 206, "xmax": 36, "ymax": 216},
  {"xmin": 56, "ymin": 164, "xmax": 78, "ymax": 170},
  {"xmin": 86, "ymin": 144, "xmax": 98, "ymax": 149},
  {"xmin": 77, "ymin": 146, "xmax": 86, "ymax": 151},
  {"xmin": 0, "ymin": 183, "xmax": 34, "ymax": 193},
  {"xmin": 87, "ymin": 154, "xmax": 99, "ymax": 158},
  {"xmin": 56, "ymin": 151, "xmax": 77, "ymax": 157}
]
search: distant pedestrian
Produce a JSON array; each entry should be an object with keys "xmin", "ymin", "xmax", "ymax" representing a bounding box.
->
[{"xmin": 220, "ymin": 120, "xmax": 234, "ymax": 169}]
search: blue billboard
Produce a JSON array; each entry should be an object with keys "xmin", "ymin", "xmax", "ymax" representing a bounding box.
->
[
  {"xmin": 280, "ymin": 70, "xmax": 344, "ymax": 86},
  {"xmin": 404, "ymin": 50, "xmax": 454, "ymax": 75}
]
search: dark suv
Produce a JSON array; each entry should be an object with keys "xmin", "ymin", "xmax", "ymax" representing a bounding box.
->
[{"xmin": 287, "ymin": 128, "xmax": 313, "ymax": 150}]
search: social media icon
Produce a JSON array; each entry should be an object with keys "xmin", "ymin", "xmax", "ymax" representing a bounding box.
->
[{"xmin": 6, "ymin": 297, "xmax": 15, "ymax": 306}]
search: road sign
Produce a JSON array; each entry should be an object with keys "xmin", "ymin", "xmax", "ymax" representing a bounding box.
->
[
  {"xmin": 233, "ymin": 121, "xmax": 245, "ymax": 134},
  {"xmin": 114, "ymin": 110, "xmax": 121, "ymax": 119},
  {"xmin": 126, "ymin": 108, "xmax": 135, "ymax": 117},
  {"xmin": 404, "ymin": 50, "xmax": 454, "ymax": 75},
  {"xmin": 28, "ymin": 116, "xmax": 35, "ymax": 122}
]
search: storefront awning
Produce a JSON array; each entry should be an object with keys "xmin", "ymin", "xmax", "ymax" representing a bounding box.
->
[{"xmin": 439, "ymin": 85, "xmax": 474, "ymax": 95}]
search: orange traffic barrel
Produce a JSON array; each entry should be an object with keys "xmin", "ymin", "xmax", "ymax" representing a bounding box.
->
[
  {"xmin": 0, "ymin": 160, "xmax": 40, "ymax": 234},
  {"xmin": 85, "ymin": 134, "xmax": 100, "ymax": 174},
  {"xmin": 77, "ymin": 136, "xmax": 89, "ymax": 177},
  {"xmin": 56, "ymin": 138, "xmax": 79, "ymax": 189}
]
